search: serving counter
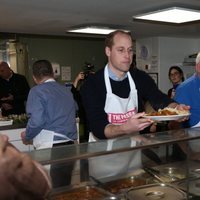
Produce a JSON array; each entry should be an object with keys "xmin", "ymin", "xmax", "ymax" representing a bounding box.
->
[
  {"xmin": 28, "ymin": 127, "xmax": 200, "ymax": 200},
  {"xmin": 0, "ymin": 123, "xmax": 34, "ymax": 152}
]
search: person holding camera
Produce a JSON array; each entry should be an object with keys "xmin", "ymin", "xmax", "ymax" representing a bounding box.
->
[
  {"xmin": 71, "ymin": 71, "xmax": 90, "ymax": 142},
  {"xmin": 73, "ymin": 72, "xmax": 85, "ymax": 89}
]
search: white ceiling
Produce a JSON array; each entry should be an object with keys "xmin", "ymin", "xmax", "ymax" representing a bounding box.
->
[{"xmin": 0, "ymin": 0, "xmax": 200, "ymax": 39}]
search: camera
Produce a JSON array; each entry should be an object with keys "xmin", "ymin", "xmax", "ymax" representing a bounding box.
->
[{"xmin": 83, "ymin": 62, "xmax": 95, "ymax": 78}]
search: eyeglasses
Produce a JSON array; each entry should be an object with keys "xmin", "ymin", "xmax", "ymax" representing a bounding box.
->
[{"xmin": 169, "ymin": 72, "xmax": 180, "ymax": 77}]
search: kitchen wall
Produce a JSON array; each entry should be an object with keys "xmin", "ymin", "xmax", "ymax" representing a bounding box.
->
[
  {"xmin": 18, "ymin": 35, "xmax": 106, "ymax": 86},
  {"xmin": 136, "ymin": 37, "xmax": 200, "ymax": 94}
]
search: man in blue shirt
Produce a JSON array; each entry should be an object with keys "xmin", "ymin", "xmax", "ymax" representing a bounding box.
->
[
  {"xmin": 175, "ymin": 52, "xmax": 200, "ymax": 128},
  {"xmin": 173, "ymin": 53, "xmax": 200, "ymax": 161},
  {"xmin": 21, "ymin": 60, "xmax": 77, "ymax": 147},
  {"xmin": 21, "ymin": 59, "xmax": 77, "ymax": 188}
]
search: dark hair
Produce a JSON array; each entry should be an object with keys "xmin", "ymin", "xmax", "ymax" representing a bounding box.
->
[
  {"xmin": 105, "ymin": 30, "xmax": 133, "ymax": 48},
  {"xmin": 168, "ymin": 66, "xmax": 185, "ymax": 82},
  {"xmin": 32, "ymin": 60, "xmax": 54, "ymax": 80}
]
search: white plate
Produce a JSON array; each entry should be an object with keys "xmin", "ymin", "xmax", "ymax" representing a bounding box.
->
[{"xmin": 143, "ymin": 113, "xmax": 190, "ymax": 121}]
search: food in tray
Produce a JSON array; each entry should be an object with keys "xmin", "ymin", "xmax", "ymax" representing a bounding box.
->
[
  {"xmin": 8, "ymin": 114, "xmax": 28, "ymax": 124},
  {"xmin": 51, "ymin": 186, "xmax": 111, "ymax": 200},
  {"xmin": 0, "ymin": 117, "xmax": 9, "ymax": 121},
  {"xmin": 0, "ymin": 114, "xmax": 28, "ymax": 126},
  {"xmin": 146, "ymin": 107, "xmax": 189, "ymax": 116},
  {"xmin": 104, "ymin": 176, "xmax": 147, "ymax": 194}
]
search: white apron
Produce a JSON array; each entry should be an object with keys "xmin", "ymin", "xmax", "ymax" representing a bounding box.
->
[
  {"xmin": 89, "ymin": 65, "xmax": 142, "ymax": 179},
  {"xmin": 33, "ymin": 129, "xmax": 72, "ymax": 150}
]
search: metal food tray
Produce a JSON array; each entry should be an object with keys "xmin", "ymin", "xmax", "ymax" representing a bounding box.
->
[
  {"xmin": 191, "ymin": 168, "xmax": 200, "ymax": 177},
  {"xmin": 145, "ymin": 162, "xmax": 189, "ymax": 183},
  {"xmin": 96, "ymin": 169, "xmax": 156, "ymax": 194},
  {"xmin": 102, "ymin": 175, "xmax": 149, "ymax": 194},
  {"xmin": 50, "ymin": 183, "xmax": 116, "ymax": 200},
  {"xmin": 126, "ymin": 183, "xmax": 186, "ymax": 200},
  {"xmin": 176, "ymin": 177, "xmax": 200, "ymax": 197},
  {"xmin": 152, "ymin": 161, "xmax": 200, "ymax": 183}
]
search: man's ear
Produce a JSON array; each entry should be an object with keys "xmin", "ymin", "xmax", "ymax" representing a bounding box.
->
[
  {"xmin": 32, "ymin": 76, "xmax": 38, "ymax": 84},
  {"xmin": 105, "ymin": 47, "xmax": 111, "ymax": 57},
  {"xmin": 196, "ymin": 63, "xmax": 200, "ymax": 72}
]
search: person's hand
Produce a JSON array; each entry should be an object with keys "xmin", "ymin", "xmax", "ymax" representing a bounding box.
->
[
  {"xmin": 21, "ymin": 131, "xmax": 32, "ymax": 145},
  {"xmin": 1, "ymin": 103, "xmax": 13, "ymax": 110},
  {"xmin": 73, "ymin": 72, "xmax": 85, "ymax": 88},
  {"xmin": 123, "ymin": 112, "xmax": 153, "ymax": 133},
  {"xmin": 176, "ymin": 103, "xmax": 190, "ymax": 111},
  {"xmin": 168, "ymin": 103, "xmax": 190, "ymax": 112},
  {"xmin": 149, "ymin": 123, "xmax": 157, "ymax": 133},
  {"xmin": 0, "ymin": 134, "xmax": 52, "ymax": 199},
  {"xmin": 168, "ymin": 103, "xmax": 190, "ymax": 122},
  {"xmin": 176, "ymin": 104, "xmax": 190, "ymax": 122},
  {"xmin": 0, "ymin": 134, "xmax": 9, "ymax": 154},
  {"xmin": 1, "ymin": 94, "xmax": 14, "ymax": 101}
]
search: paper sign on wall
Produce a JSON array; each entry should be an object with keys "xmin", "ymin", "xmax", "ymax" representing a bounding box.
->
[
  {"xmin": 61, "ymin": 66, "xmax": 71, "ymax": 81},
  {"xmin": 52, "ymin": 62, "xmax": 60, "ymax": 77}
]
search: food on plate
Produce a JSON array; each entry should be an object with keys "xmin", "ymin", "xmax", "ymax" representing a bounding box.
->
[{"xmin": 146, "ymin": 107, "xmax": 189, "ymax": 116}]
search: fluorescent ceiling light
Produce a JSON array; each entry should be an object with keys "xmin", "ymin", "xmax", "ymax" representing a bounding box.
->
[
  {"xmin": 67, "ymin": 27, "xmax": 127, "ymax": 35},
  {"xmin": 133, "ymin": 7, "xmax": 200, "ymax": 24}
]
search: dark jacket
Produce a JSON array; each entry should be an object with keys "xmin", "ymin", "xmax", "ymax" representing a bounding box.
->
[
  {"xmin": 0, "ymin": 73, "xmax": 30, "ymax": 116},
  {"xmin": 80, "ymin": 67, "xmax": 175, "ymax": 139}
]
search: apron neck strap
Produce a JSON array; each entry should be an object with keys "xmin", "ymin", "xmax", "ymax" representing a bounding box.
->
[{"xmin": 104, "ymin": 65, "xmax": 136, "ymax": 93}]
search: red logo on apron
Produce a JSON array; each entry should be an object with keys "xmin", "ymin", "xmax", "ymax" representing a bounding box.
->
[{"xmin": 107, "ymin": 109, "xmax": 137, "ymax": 124}]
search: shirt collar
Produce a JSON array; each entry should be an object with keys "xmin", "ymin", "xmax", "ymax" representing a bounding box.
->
[
  {"xmin": 44, "ymin": 78, "xmax": 55, "ymax": 83},
  {"xmin": 107, "ymin": 65, "xmax": 128, "ymax": 81}
]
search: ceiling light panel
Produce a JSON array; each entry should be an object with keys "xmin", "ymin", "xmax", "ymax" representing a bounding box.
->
[
  {"xmin": 133, "ymin": 7, "xmax": 200, "ymax": 24},
  {"xmin": 67, "ymin": 26, "xmax": 130, "ymax": 35},
  {"xmin": 67, "ymin": 27, "xmax": 117, "ymax": 35}
]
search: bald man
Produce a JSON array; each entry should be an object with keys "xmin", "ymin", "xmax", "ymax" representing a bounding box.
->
[{"xmin": 0, "ymin": 61, "xmax": 30, "ymax": 116}]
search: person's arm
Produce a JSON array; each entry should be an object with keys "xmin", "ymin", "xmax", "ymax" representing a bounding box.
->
[
  {"xmin": 104, "ymin": 113, "xmax": 153, "ymax": 138},
  {"xmin": 24, "ymin": 89, "xmax": 45, "ymax": 141},
  {"xmin": 12, "ymin": 75, "xmax": 30, "ymax": 102},
  {"xmin": 73, "ymin": 72, "xmax": 85, "ymax": 88},
  {"xmin": 134, "ymin": 69, "xmax": 189, "ymax": 112},
  {"xmin": 136, "ymin": 70, "xmax": 174, "ymax": 110}
]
